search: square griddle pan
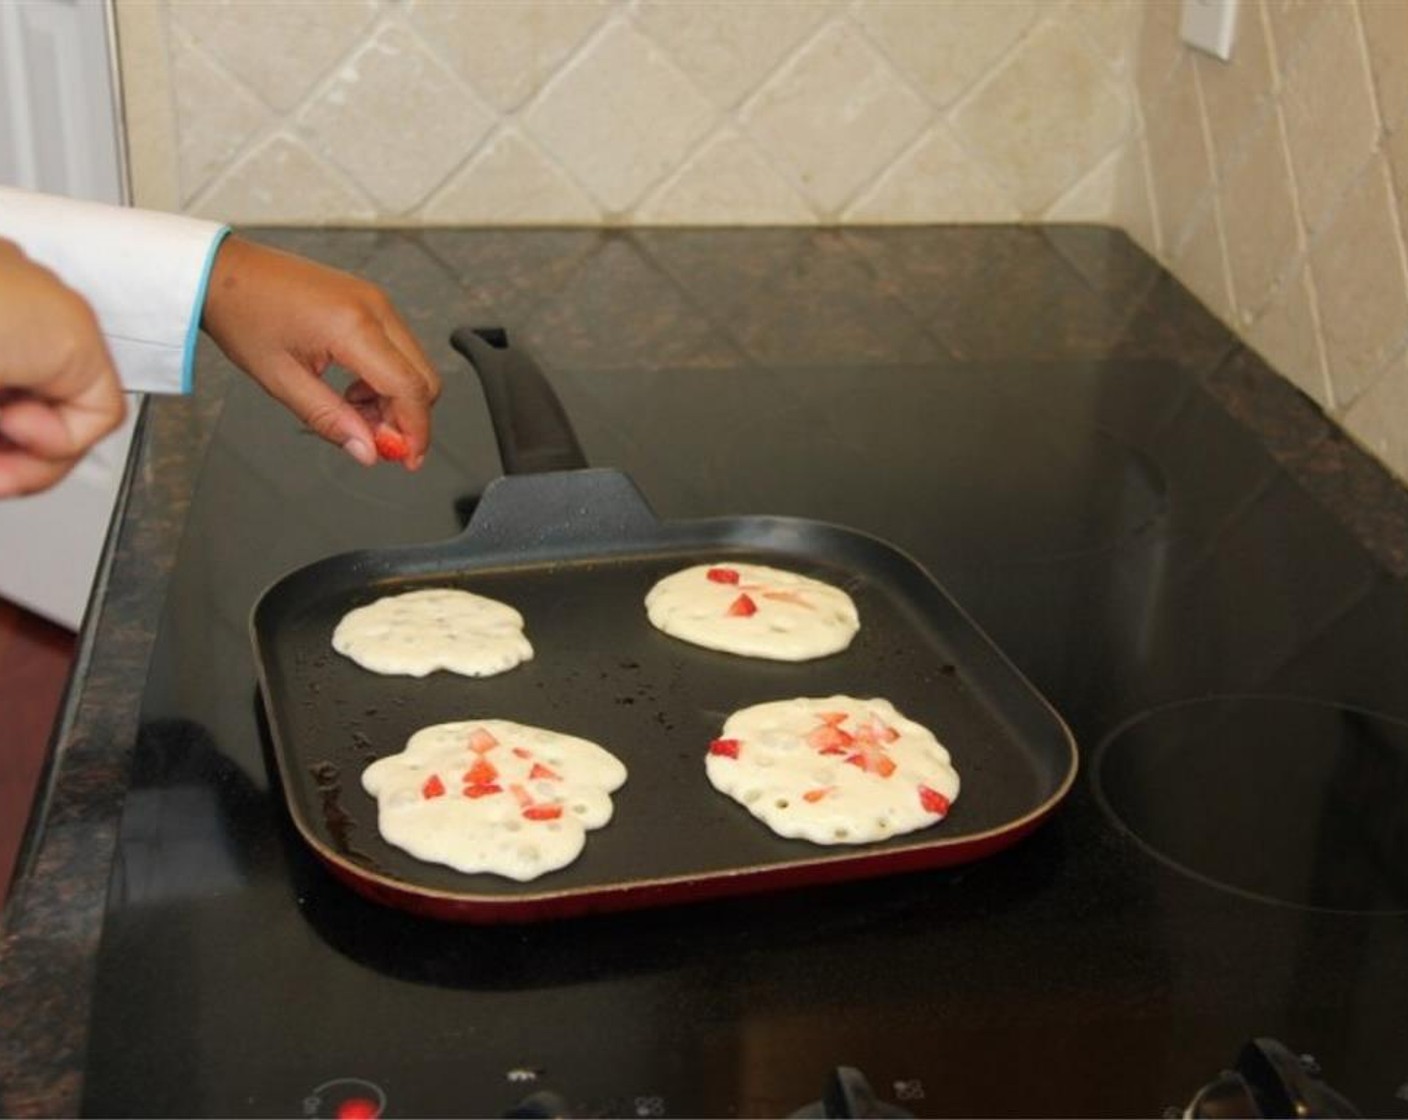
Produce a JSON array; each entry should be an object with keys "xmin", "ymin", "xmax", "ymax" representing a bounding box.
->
[{"xmin": 250, "ymin": 327, "xmax": 1077, "ymax": 922}]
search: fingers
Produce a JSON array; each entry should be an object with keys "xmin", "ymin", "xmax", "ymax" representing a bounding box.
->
[
  {"xmin": 248, "ymin": 352, "xmax": 379, "ymax": 466},
  {"xmin": 201, "ymin": 238, "xmax": 441, "ymax": 472},
  {"xmin": 0, "ymin": 388, "xmax": 127, "ymax": 497},
  {"xmin": 331, "ymin": 317, "xmax": 440, "ymax": 470},
  {"xmin": 0, "ymin": 372, "xmax": 125, "ymax": 461},
  {"xmin": 0, "ymin": 447, "xmax": 78, "ymax": 497},
  {"xmin": 0, "ymin": 239, "xmax": 128, "ymax": 497}
]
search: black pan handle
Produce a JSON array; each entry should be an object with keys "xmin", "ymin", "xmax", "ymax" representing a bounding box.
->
[{"xmin": 450, "ymin": 326, "xmax": 589, "ymax": 475}]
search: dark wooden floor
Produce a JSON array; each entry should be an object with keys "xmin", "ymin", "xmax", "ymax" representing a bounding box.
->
[{"xmin": 0, "ymin": 598, "xmax": 75, "ymax": 904}]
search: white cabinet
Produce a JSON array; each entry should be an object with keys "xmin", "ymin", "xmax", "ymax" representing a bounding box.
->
[{"xmin": 0, "ymin": 0, "xmax": 131, "ymax": 629}]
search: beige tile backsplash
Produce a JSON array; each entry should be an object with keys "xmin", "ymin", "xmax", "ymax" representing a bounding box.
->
[
  {"xmin": 117, "ymin": 0, "xmax": 1408, "ymax": 482},
  {"xmin": 1113, "ymin": 0, "xmax": 1408, "ymax": 482}
]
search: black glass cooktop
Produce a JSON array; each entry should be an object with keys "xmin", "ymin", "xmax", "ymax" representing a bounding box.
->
[{"xmin": 81, "ymin": 232, "xmax": 1408, "ymax": 1118}]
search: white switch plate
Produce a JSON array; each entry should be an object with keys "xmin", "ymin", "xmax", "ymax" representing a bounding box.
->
[{"xmin": 1180, "ymin": 0, "xmax": 1238, "ymax": 61}]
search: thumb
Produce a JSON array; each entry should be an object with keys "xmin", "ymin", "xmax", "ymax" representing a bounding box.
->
[{"xmin": 251, "ymin": 355, "xmax": 377, "ymax": 465}]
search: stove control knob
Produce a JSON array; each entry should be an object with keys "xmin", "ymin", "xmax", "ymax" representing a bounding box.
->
[
  {"xmin": 790, "ymin": 1066, "xmax": 914, "ymax": 1119},
  {"xmin": 1186, "ymin": 1038, "xmax": 1362, "ymax": 1118},
  {"xmin": 504, "ymin": 1089, "xmax": 572, "ymax": 1118}
]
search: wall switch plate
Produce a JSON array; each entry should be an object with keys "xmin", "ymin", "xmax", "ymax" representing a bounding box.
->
[{"xmin": 1180, "ymin": 0, "xmax": 1238, "ymax": 61}]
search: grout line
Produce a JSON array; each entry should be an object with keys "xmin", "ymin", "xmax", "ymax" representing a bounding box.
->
[
  {"xmin": 1188, "ymin": 50, "xmax": 1237, "ymax": 324},
  {"xmin": 1348, "ymin": 0, "xmax": 1408, "ymax": 299}
]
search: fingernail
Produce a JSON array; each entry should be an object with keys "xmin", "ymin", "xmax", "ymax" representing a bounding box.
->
[{"xmin": 342, "ymin": 437, "xmax": 376, "ymax": 466}]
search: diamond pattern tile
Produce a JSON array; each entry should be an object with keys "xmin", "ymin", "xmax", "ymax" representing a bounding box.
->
[
  {"xmin": 406, "ymin": 0, "xmax": 611, "ymax": 112},
  {"xmin": 853, "ymin": 0, "xmax": 1039, "ymax": 107},
  {"xmin": 634, "ymin": 0, "xmax": 836, "ymax": 109},
  {"xmin": 136, "ymin": 2, "xmax": 1139, "ymax": 226},
  {"xmin": 636, "ymin": 129, "xmax": 814, "ymax": 224},
  {"xmin": 297, "ymin": 23, "xmax": 494, "ymax": 214},
  {"xmin": 739, "ymin": 21, "xmax": 930, "ymax": 215},
  {"xmin": 951, "ymin": 21, "xmax": 1131, "ymax": 215},
  {"xmin": 521, "ymin": 20, "xmax": 717, "ymax": 213},
  {"xmin": 169, "ymin": 32, "xmax": 270, "ymax": 205},
  {"xmin": 193, "ymin": 134, "xmax": 375, "ymax": 223},
  {"xmin": 168, "ymin": 0, "xmax": 378, "ymax": 113},
  {"xmin": 422, "ymin": 130, "xmax": 602, "ymax": 225}
]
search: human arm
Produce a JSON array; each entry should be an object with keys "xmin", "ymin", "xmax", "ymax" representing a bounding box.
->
[
  {"xmin": 0, "ymin": 187, "xmax": 440, "ymax": 470},
  {"xmin": 200, "ymin": 235, "xmax": 439, "ymax": 469}
]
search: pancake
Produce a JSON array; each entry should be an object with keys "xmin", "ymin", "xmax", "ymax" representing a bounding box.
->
[
  {"xmin": 332, "ymin": 587, "xmax": 532, "ymax": 678},
  {"xmin": 361, "ymin": 718, "xmax": 628, "ymax": 881},
  {"xmin": 705, "ymin": 695, "xmax": 959, "ymax": 845},
  {"xmin": 645, "ymin": 562, "xmax": 859, "ymax": 661}
]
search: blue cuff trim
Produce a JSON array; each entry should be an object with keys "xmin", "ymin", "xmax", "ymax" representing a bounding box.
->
[{"xmin": 180, "ymin": 225, "xmax": 231, "ymax": 394}]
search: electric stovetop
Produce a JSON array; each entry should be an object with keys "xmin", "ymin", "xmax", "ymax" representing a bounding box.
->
[{"xmin": 81, "ymin": 233, "xmax": 1408, "ymax": 1118}]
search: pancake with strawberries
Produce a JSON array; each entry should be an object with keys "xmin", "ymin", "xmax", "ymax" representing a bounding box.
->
[
  {"xmin": 645, "ymin": 563, "xmax": 859, "ymax": 661},
  {"xmin": 362, "ymin": 719, "xmax": 628, "ymax": 881},
  {"xmin": 705, "ymin": 696, "xmax": 959, "ymax": 845}
]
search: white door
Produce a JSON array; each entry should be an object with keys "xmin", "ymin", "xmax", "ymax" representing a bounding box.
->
[{"xmin": 0, "ymin": 0, "xmax": 135, "ymax": 630}]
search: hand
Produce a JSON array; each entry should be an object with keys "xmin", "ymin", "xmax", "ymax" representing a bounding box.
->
[
  {"xmin": 0, "ymin": 238, "xmax": 128, "ymax": 497},
  {"xmin": 201, "ymin": 236, "xmax": 441, "ymax": 469}
]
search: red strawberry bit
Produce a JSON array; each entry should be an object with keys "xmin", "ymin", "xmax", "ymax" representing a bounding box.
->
[
  {"xmin": 709, "ymin": 737, "xmax": 741, "ymax": 759},
  {"xmin": 372, "ymin": 426, "xmax": 410, "ymax": 462},
  {"xmin": 807, "ymin": 724, "xmax": 855, "ymax": 754},
  {"xmin": 421, "ymin": 774, "xmax": 446, "ymax": 799},
  {"xmin": 528, "ymin": 762, "xmax": 560, "ymax": 781},
  {"xmin": 818, "ymin": 711, "xmax": 849, "ymax": 726},
  {"xmin": 918, "ymin": 785, "xmax": 952, "ymax": 816},
  {"xmin": 802, "ymin": 787, "xmax": 833, "ymax": 803},
  {"xmin": 512, "ymin": 746, "xmax": 532, "ymax": 759},
  {"xmin": 464, "ymin": 757, "xmax": 498, "ymax": 786},
  {"xmin": 467, "ymin": 728, "xmax": 499, "ymax": 754},
  {"xmin": 463, "ymin": 783, "xmax": 502, "ymax": 799},
  {"xmin": 845, "ymin": 746, "xmax": 897, "ymax": 778},
  {"xmin": 706, "ymin": 567, "xmax": 740, "ymax": 584},
  {"xmin": 511, "ymin": 783, "xmax": 564, "ymax": 821},
  {"xmin": 726, "ymin": 593, "xmax": 758, "ymax": 617},
  {"xmin": 852, "ymin": 719, "xmax": 900, "ymax": 747}
]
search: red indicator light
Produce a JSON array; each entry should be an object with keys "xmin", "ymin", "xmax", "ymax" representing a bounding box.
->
[{"xmin": 336, "ymin": 1097, "xmax": 381, "ymax": 1120}]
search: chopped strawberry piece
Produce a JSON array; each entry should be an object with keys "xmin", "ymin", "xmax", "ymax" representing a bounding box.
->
[
  {"xmin": 464, "ymin": 758, "xmax": 498, "ymax": 786},
  {"xmin": 509, "ymin": 782, "xmax": 563, "ymax": 821},
  {"xmin": 852, "ymin": 720, "xmax": 900, "ymax": 748},
  {"xmin": 463, "ymin": 783, "xmax": 502, "ymax": 799},
  {"xmin": 818, "ymin": 711, "xmax": 850, "ymax": 726},
  {"xmin": 918, "ymin": 785, "xmax": 952, "ymax": 816},
  {"xmin": 727, "ymin": 593, "xmax": 758, "ymax": 617},
  {"xmin": 845, "ymin": 748, "xmax": 897, "ymax": 778},
  {"xmin": 807, "ymin": 724, "xmax": 855, "ymax": 753},
  {"xmin": 372, "ymin": 426, "xmax": 410, "ymax": 462},
  {"xmin": 421, "ymin": 774, "xmax": 445, "ymax": 799},
  {"xmin": 512, "ymin": 746, "xmax": 532, "ymax": 759},
  {"xmin": 802, "ymin": 787, "xmax": 832, "ymax": 803},
  {"xmin": 706, "ymin": 567, "xmax": 741, "ymax": 584},
  {"xmin": 466, "ymin": 728, "xmax": 499, "ymax": 754},
  {"xmin": 709, "ymin": 737, "xmax": 741, "ymax": 759},
  {"xmin": 528, "ymin": 762, "xmax": 560, "ymax": 781}
]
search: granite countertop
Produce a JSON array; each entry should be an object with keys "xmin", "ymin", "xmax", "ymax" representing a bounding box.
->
[{"xmin": 3, "ymin": 225, "xmax": 1407, "ymax": 1116}]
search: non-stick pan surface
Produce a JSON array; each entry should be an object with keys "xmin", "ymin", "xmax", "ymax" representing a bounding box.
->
[{"xmin": 250, "ymin": 329, "xmax": 1077, "ymax": 922}]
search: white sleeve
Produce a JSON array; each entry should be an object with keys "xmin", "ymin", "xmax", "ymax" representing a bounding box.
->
[{"xmin": 0, "ymin": 186, "xmax": 228, "ymax": 395}]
